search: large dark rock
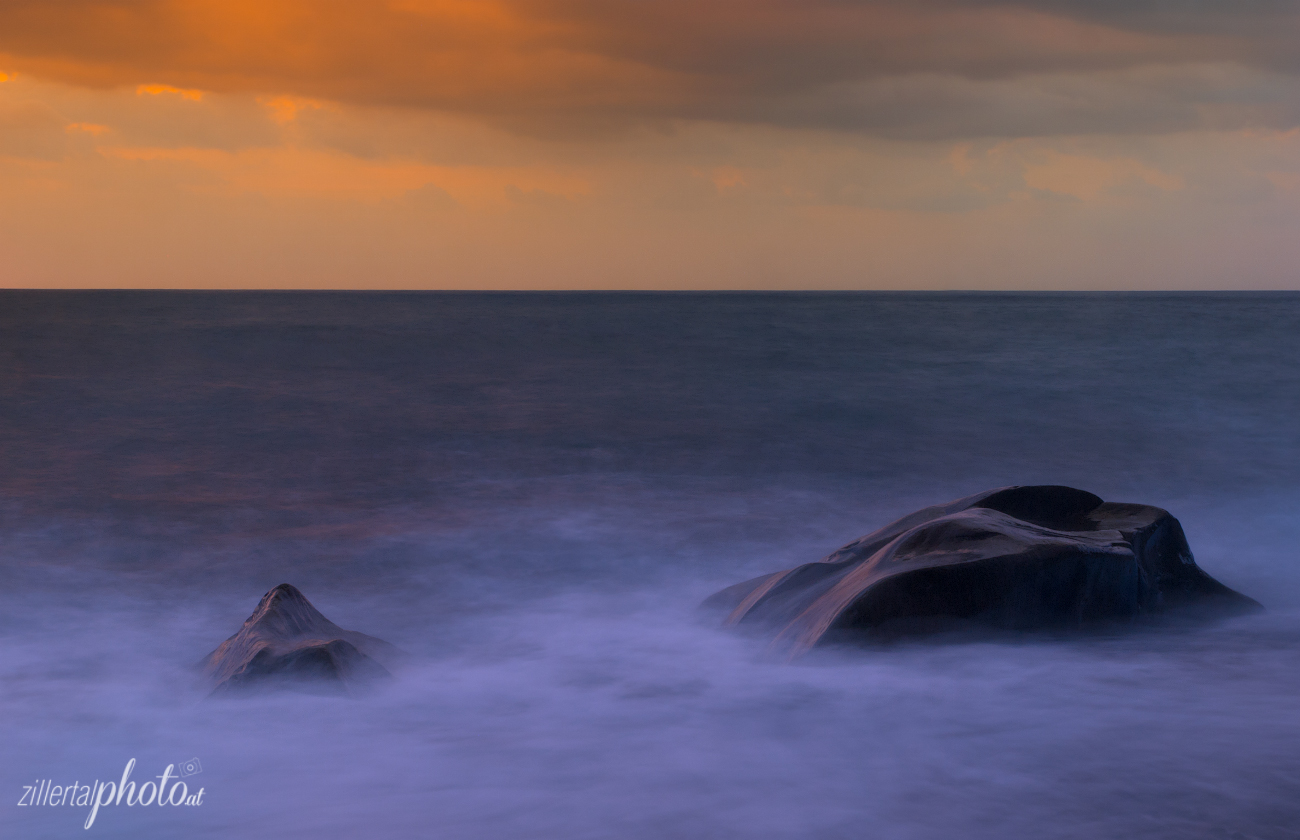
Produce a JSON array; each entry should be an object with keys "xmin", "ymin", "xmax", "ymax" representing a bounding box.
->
[
  {"xmin": 705, "ymin": 486, "xmax": 1261, "ymax": 657},
  {"xmin": 201, "ymin": 584, "xmax": 401, "ymax": 695}
]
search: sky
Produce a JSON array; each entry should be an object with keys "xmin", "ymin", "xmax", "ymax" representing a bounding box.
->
[{"xmin": 1, "ymin": 0, "xmax": 1298, "ymax": 289}]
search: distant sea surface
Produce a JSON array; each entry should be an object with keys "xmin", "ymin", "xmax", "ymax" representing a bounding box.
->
[{"xmin": 2, "ymin": 292, "xmax": 1298, "ymax": 839}]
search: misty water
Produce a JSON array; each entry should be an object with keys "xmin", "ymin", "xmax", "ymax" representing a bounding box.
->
[{"xmin": 2, "ymin": 292, "xmax": 1298, "ymax": 839}]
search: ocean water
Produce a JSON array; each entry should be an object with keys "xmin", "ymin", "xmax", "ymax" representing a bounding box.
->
[{"xmin": 2, "ymin": 291, "xmax": 1298, "ymax": 839}]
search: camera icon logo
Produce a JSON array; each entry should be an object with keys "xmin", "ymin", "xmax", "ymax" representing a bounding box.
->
[{"xmin": 178, "ymin": 758, "xmax": 203, "ymax": 777}]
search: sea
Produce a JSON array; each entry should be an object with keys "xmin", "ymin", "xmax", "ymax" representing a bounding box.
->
[{"xmin": 1, "ymin": 291, "xmax": 1298, "ymax": 839}]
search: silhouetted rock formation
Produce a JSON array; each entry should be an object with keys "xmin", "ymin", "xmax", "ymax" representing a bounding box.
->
[
  {"xmin": 705, "ymin": 486, "xmax": 1261, "ymax": 657},
  {"xmin": 201, "ymin": 584, "xmax": 401, "ymax": 695}
]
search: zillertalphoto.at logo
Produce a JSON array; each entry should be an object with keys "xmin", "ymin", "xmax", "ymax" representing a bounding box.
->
[{"xmin": 17, "ymin": 757, "xmax": 206, "ymax": 829}]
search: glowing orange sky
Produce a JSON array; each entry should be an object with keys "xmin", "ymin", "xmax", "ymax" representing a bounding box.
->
[{"xmin": 1, "ymin": 0, "xmax": 1298, "ymax": 288}]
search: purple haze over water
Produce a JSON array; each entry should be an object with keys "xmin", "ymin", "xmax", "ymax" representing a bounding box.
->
[{"xmin": 2, "ymin": 292, "xmax": 1299, "ymax": 839}]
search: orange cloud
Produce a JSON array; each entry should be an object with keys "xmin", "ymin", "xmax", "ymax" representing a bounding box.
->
[
  {"xmin": 136, "ymin": 83, "xmax": 203, "ymax": 101},
  {"xmin": 257, "ymin": 95, "xmax": 323, "ymax": 125},
  {"xmin": 709, "ymin": 166, "xmax": 747, "ymax": 192},
  {"xmin": 1265, "ymin": 171, "xmax": 1300, "ymax": 195},
  {"xmin": 1021, "ymin": 151, "xmax": 1183, "ymax": 200},
  {"xmin": 66, "ymin": 121, "xmax": 109, "ymax": 135},
  {"xmin": 100, "ymin": 144, "xmax": 590, "ymax": 206}
]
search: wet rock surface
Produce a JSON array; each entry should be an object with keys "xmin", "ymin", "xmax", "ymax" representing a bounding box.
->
[
  {"xmin": 706, "ymin": 486, "xmax": 1262, "ymax": 657},
  {"xmin": 201, "ymin": 584, "xmax": 400, "ymax": 695}
]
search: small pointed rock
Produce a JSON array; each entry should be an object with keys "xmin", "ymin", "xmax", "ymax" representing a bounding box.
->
[{"xmin": 201, "ymin": 584, "xmax": 401, "ymax": 695}]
